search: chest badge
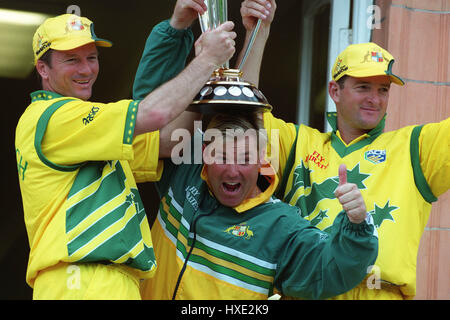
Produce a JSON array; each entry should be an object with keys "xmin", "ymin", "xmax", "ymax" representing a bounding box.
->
[
  {"xmin": 225, "ymin": 223, "xmax": 254, "ymax": 239},
  {"xmin": 365, "ymin": 150, "xmax": 386, "ymax": 164}
]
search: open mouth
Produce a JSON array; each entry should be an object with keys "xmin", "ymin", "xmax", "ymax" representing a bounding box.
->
[{"xmin": 222, "ymin": 182, "xmax": 241, "ymax": 193}]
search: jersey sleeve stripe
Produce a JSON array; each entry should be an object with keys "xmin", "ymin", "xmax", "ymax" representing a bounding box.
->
[
  {"xmin": 123, "ymin": 100, "xmax": 140, "ymax": 145},
  {"xmin": 410, "ymin": 125, "xmax": 437, "ymax": 203},
  {"xmin": 34, "ymin": 98, "xmax": 81, "ymax": 172}
]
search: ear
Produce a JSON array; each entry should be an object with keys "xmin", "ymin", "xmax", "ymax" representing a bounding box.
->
[
  {"xmin": 328, "ymin": 80, "xmax": 341, "ymax": 104},
  {"xmin": 259, "ymin": 146, "xmax": 267, "ymax": 164},
  {"xmin": 35, "ymin": 60, "xmax": 50, "ymax": 81}
]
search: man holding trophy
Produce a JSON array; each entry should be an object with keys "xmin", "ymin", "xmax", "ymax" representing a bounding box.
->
[
  {"xmin": 134, "ymin": 0, "xmax": 379, "ymax": 300},
  {"xmin": 16, "ymin": 0, "xmax": 236, "ymax": 300}
]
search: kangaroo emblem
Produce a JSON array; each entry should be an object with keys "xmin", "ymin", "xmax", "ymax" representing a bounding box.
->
[{"xmin": 225, "ymin": 223, "xmax": 254, "ymax": 240}]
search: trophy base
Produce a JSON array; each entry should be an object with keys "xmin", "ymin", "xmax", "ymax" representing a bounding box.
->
[
  {"xmin": 188, "ymin": 101, "xmax": 272, "ymax": 114},
  {"xmin": 189, "ymin": 68, "xmax": 272, "ymax": 114}
]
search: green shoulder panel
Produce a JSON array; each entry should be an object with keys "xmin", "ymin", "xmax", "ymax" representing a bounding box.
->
[
  {"xmin": 410, "ymin": 125, "xmax": 437, "ymax": 203},
  {"xmin": 34, "ymin": 98, "xmax": 80, "ymax": 172}
]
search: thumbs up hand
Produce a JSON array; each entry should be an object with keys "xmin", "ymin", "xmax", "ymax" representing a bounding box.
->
[{"xmin": 334, "ymin": 164, "xmax": 367, "ymax": 224}]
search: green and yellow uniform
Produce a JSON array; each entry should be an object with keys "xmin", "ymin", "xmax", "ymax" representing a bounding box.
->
[
  {"xmin": 131, "ymin": 20, "xmax": 449, "ymax": 300},
  {"xmin": 15, "ymin": 91, "xmax": 162, "ymax": 299},
  {"xmin": 264, "ymin": 112, "xmax": 450, "ymax": 299},
  {"xmin": 140, "ymin": 151, "xmax": 378, "ymax": 300}
]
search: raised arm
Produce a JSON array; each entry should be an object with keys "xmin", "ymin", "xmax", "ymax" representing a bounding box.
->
[
  {"xmin": 133, "ymin": 0, "xmax": 216, "ymax": 157},
  {"xmin": 134, "ymin": 21, "xmax": 236, "ymax": 135},
  {"xmin": 237, "ymin": 0, "xmax": 276, "ymax": 86}
]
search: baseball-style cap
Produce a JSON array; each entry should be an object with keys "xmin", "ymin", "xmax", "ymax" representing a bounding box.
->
[
  {"xmin": 332, "ymin": 42, "xmax": 404, "ymax": 86},
  {"xmin": 32, "ymin": 14, "xmax": 112, "ymax": 64}
]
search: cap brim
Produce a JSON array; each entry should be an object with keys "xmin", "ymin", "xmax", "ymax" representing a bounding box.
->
[
  {"xmin": 389, "ymin": 74, "xmax": 404, "ymax": 86},
  {"xmin": 345, "ymin": 69, "xmax": 405, "ymax": 86},
  {"xmin": 94, "ymin": 38, "xmax": 112, "ymax": 48},
  {"xmin": 51, "ymin": 37, "xmax": 112, "ymax": 51}
]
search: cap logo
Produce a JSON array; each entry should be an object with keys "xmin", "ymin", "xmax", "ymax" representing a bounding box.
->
[
  {"xmin": 35, "ymin": 33, "xmax": 51, "ymax": 56},
  {"xmin": 65, "ymin": 16, "xmax": 89, "ymax": 33},
  {"xmin": 333, "ymin": 58, "xmax": 348, "ymax": 79},
  {"xmin": 361, "ymin": 50, "xmax": 390, "ymax": 64},
  {"xmin": 371, "ymin": 51, "xmax": 383, "ymax": 62}
]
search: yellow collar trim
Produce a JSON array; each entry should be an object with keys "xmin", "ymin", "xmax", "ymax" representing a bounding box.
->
[{"xmin": 336, "ymin": 130, "xmax": 370, "ymax": 146}]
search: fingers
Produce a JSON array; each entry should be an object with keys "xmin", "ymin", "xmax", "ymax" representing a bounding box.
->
[
  {"xmin": 171, "ymin": 0, "xmax": 208, "ymax": 29},
  {"xmin": 241, "ymin": 0, "xmax": 276, "ymax": 30},
  {"xmin": 335, "ymin": 184, "xmax": 367, "ymax": 224},
  {"xmin": 338, "ymin": 163, "xmax": 347, "ymax": 186},
  {"xmin": 192, "ymin": 0, "xmax": 208, "ymax": 14},
  {"xmin": 218, "ymin": 21, "xmax": 236, "ymax": 34},
  {"xmin": 182, "ymin": 0, "xmax": 207, "ymax": 14},
  {"xmin": 241, "ymin": 0, "xmax": 273, "ymax": 20},
  {"xmin": 194, "ymin": 21, "xmax": 236, "ymax": 66}
]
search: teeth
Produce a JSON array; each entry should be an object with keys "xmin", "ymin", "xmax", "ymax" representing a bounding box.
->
[{"xmin": 225, "ymin": 182, "xmax": 239, "ymax": 185}]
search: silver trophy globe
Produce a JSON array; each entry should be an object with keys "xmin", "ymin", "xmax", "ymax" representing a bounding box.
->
[{"xmin": 188, "ymin": 0, "xmax": 272, "ymax": 114}]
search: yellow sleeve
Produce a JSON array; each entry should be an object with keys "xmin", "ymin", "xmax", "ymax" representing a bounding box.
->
[
  {"xmin": 263, "ymin": 112, "xmax": 298, "ymax": 182},
  {"xmin": 419, "ymin": 117, "xmax": 450, "ymax": 197},
  {"xmin": 130, "ymin": 132, "xmax": 164, "ymax": 183},
  {"xmin": 42, "ymin": 99, "xmax": 138, "ymax": 166}
]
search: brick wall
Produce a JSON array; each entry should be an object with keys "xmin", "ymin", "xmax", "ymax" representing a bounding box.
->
[{"xmin": 373, "ymin": 0, "xmax": 449, "ymax": 299}]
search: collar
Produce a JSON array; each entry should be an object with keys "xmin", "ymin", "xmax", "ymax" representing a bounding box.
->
[
  {"xmin": 30, "ymin": 90, "xmax": 65, "ymax": 102},
  {"xmin": 326, "ymin": 111, "xmax": 386, "ymax": 157},
  {"xmin": 326, "ymin": 111, "xmax": 386, "ymax": 137},
  {"xmin": 200, "ymin": 161, "xmax": 279, "ymax": 213}
]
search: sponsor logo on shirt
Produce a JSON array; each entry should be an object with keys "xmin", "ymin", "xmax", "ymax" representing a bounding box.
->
[
  {"xmin": 185, "ymin": 186, "xmax": 200, "ymax": 211},
  {"xmin": 82, "ymin": 106, "xmax": 100, "ymax": 125},
  {"xmin": 305, "ymin": 150, "xmax": 329, "ymax": 169},
  {"xmin": 365, "ymin": 150, "xmax": 386, "ymax": 164}
]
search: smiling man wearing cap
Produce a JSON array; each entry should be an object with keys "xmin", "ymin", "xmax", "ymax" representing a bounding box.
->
[
  {"xmin": 15, "ymin": 12, "xmax": 237, "ymax": 299},
  {"xmin": 133, "ymin": 1, "xmax": 449, "ymax": 298},
  {"xmin": 261, "ymin": 42, "xmax": 450, "ymax": 299}
]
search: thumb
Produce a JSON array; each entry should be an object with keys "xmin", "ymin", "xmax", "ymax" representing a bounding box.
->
[
  {"xmin": 218, "ymin": 21, "xmax": 235, "ymax": 32},
  {"xmin": 338, "ymin": 164, "xmax": 347, "ymax": 186}
]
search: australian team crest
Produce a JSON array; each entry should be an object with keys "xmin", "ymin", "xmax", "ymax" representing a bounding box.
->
[
  {"xmin": 371, "ymin": 51, "xmax": 383, "ymax": 62},
  {"xmin": 225, "ymin": 223, "xmax": 254, "ymax": 239},
  {"xmin": 66, "ymin": 16, "xmax": 89, "ymax": 33},
  {"xmin": 365, "ymin": 150, "xmax": 386, "ymax": 164}
]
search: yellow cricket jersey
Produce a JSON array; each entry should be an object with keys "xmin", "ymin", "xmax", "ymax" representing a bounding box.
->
[
  {"xmin": 264, "ymin": 112, "xmax": 449, "ymax": 299},
  {"xmin": 15, "ymin": 90, "xmax": 163, "ymax": 287}
]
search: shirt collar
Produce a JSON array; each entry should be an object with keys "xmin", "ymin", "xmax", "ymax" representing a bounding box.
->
[
  {"xmin": 30, "ymin": 90, "xmax": 64, "ymax": 102},
  {"xmin": 326, "ymin": 111, "xmax": 386, "ymax": 142}
]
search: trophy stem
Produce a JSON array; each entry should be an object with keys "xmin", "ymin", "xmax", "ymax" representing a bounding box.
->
[{"xmin": 238, "ymin": 18, "xmax": 262, "ymax": 71}]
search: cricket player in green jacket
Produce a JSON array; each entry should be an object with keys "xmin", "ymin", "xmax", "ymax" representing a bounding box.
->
[{"xmin": 141, "ymin": 111, "xmax": 378, "ymax": 299}]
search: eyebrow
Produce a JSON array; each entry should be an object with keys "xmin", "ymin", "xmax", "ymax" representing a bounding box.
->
[{"xmin": 354, "ymin": 81, "xmax": 391, "ymax": 88}]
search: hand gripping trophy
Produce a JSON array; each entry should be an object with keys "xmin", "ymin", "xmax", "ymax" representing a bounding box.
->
[{"xmin": 188, "ymin": 0, "xmax": 272, "ymax": 114}]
